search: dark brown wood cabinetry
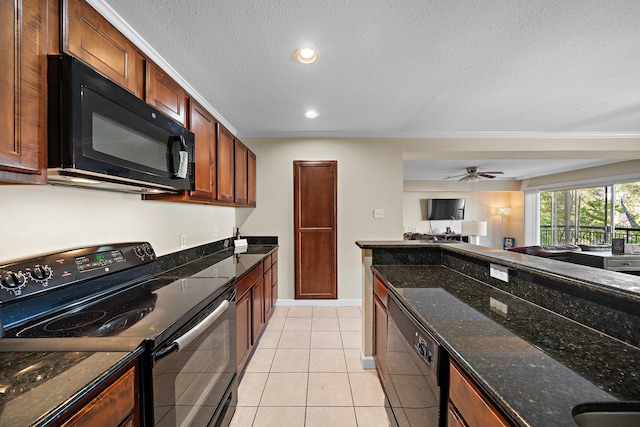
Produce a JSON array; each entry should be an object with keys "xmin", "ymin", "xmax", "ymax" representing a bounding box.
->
[
  {"xmin": 234, "ymin": 140, "xmax": 248, "ymax": 205},
  {"xmin": 6, "ymin": 0, "xmax": 259, "ymax": 206},
  {"xmin": 236, "ymin": 250, "xmax": 278, "ymax": 373},
  {"xmin": 59, "ymin": 361, "xmax": 139, "ymax": 427},
  {"xmin": 217, "ymin": 124, "xmax": 235, "ymax": 203},
  {"xmin": 63, "ymin": 0, "xmax": 144, "ymax": 96},
  {"xmin": 248, "ymin": 150, "xmax": 257, "ymax": 206},
  {"xmin": 146, "ymin": 62, "xmax": 189, "ymax": 127},
  {"xmin": 0, "ymin": 0, "xmax": 47, "ymax": 184},
  {"xmin": 448, "ymin": 362, "xmax": 511, "ymax": 427},
  {"xmin": 373, "ymin": 274, "xmax": 388, "ymax": 380}
]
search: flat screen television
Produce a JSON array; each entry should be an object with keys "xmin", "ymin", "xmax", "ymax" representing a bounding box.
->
[{"xmin": 424, "ymin": 198, "xmax": 465, "ymax": 220}]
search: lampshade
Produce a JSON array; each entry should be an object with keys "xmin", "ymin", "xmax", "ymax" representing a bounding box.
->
[
  {"xmin": 496, "ymin": 207, "xmax": 511, "ymax": 215},
  {"xmin": 461, "ymin": 220, "xmax": 487, "ymax": 236}
]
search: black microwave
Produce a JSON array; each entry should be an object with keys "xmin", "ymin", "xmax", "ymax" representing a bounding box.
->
[{"xmin": 47, "ymin": 54, "xmax": 195, "ymax": 193}]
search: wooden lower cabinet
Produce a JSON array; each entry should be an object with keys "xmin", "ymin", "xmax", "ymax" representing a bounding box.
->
[
  {"xmin": 449, "ymin": 362, "xmax": 511, "ymax": 427},
  {"xmin": 60, "ymin": 364, "xmax": 138, "ymax": 427},
  {"xmin": 251, "ymin": 276, "xmax": 265, "ymax": 342},
  {"xmin": 236, "ymin": 290, "xmax": 252, "ymax": 370},
  {"xmin": 373, "ymin": 274, "xmax": 388, "ymax": 379},
  {"xmin": 236, "ymin": 250, "xmax": 278, "ymax": 373}
]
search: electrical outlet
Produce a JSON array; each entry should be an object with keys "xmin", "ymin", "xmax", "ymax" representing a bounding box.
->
[
  {"xmin": 213, "ymin": 227, "xmax": 218, "ymax": 237},
  {"xmin": 180, "ymin": 234, "xmax": 187, "ymax": 248},
  {"xmin": 373, "ymin": 209, "xmax": 384, "ymax": 219},
  {"xmin": 490, "ymin": 297, "xmax": 508, "ymax": 317},
  {"xmin": 490, "ymin": 263, "xmax": 509, "ymax": 282}
]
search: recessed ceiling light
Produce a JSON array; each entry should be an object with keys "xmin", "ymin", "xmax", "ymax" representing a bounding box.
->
[
  {"xmin": 304, "ymin": 110, "xmax": 318, "ymax": 118},
  {"xmin": 295, "ymin": 47, "xmax": 318, "ymax": 64}
]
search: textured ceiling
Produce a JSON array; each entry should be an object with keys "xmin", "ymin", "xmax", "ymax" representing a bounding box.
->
[{"xmin": 97, "ymin": 0, "xmax": 640, "ymax": 180}]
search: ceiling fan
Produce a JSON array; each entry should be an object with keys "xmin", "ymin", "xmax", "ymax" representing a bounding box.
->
[{"xmin": 445, "ymin": 166, "xmax": 504, "ymax": 182}]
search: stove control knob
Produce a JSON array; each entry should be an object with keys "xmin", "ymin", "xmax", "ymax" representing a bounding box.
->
[
  {"xmin": 1, "ymin": 271, "xmax": 26, "ymax": 289},
  {"xmin": 143, "ymin": 244, "xmax": 155, "ymax": 257},
  {"xmin": 134, "ymin": 246, "xmax": 145, "ymax": 258},
  {"xmin": 31, "ymin": 265, "xmax": 52, "ymax": 282}
]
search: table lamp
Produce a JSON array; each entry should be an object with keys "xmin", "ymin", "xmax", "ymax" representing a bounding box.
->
[{"xmin": 461, "ymin": 220, "xmax": 487, "ymax": 245}]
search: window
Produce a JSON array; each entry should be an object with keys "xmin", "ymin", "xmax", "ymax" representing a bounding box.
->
[{"xmin": 539, "ymin": 182, "xmax": 640, "ymax": 245}]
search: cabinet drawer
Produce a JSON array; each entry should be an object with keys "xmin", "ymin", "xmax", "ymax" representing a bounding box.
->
[
  {"xmin": 449, "ymin": 362, "xmax": 510, "ymax": 427},
  {"xmin": 236, "ymin": 264, "xmax": 263, "ymax": 298},
  {"xmin": 373, "ymin": 274, "xmax": 388, "ymax": 307},
  {"xmin": 61, "ymin": 367, "xmax": 136, "ymax": 427}
]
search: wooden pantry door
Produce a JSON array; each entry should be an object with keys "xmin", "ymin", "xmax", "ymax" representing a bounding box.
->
[{"xmin": 294, "ymin": 161, "xmax": 337, "ymax": 299}]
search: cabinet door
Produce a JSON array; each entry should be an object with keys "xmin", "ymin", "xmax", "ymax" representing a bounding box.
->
[
  {"xmin": 61, "ymin": 367, "xmax": 136, "ymax": 427},
  {"xmin": 63, "ymin": 0, "xmax": 142, "ymax": 96},
  {"xmin": 247, "ymin": 150, "xmax": 257, "ymax": 206},
  {"xmin": 449, "ymin": 362, "xmax": 511, "ymax": 427},
  {"xmin": 216, "ymin": 124, "xmax": 235, "ymax": 203},
  {"xmin": 188, "ymin": 100, "xmax": 217, "ymax": 200},
  {"xmin": 251, "ymin": 276, "xmax": 264, "ymax": 344},
  {"xmin": 236, "ymin": 290, "xmax": 251, "ymax": 371},
  {"xmin": 146, "ymin": 62, "xmax": 188, "ymax": 126},
  {"xmin": 0, "ymin": 0, "xmax": 46, "ymax": 184},
  {"xmin": 234, "ymin": 140, "xmax": 248, "ymax": 205},
  {"xmin": 373, "ymin": 295, "xmax": 388, "ymax": 379},
  {"xmin": 263, "ymin": 266, "xmax": 273, "ymax": 320}
]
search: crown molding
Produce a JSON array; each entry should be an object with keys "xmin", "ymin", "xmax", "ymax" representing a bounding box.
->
[
  {"xmin": 239, "ymin": 130, "xmax": 640, "ymax": 139},
  {"xmin": 86, "ymin": 0, "xmax": 237, "ymax": 135}
]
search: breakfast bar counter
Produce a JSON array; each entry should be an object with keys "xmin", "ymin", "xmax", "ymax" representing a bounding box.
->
[{"xmin": 356, "ymin": 241, "xmax": 640, "ymax": 426}]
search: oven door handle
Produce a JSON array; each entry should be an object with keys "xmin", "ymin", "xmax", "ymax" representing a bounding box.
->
[{"xmin": 155, "ymin": 299, "xmax": 230, "ymax": 362}]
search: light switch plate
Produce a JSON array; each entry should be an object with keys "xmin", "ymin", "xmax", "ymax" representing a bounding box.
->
[
  {"xmin": 374, "ymin": 209, "xmax": 384, "ymax": 219},
  {"xmin": 490, "ymin": 263, "xmax": 509, "ymax": 282}
]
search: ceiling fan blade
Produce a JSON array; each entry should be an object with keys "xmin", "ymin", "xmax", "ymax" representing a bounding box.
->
[
  {"xmin": 480, "ymin": 171, "xmax": 504, "ymax": 175},
  {"xmin": 479, "ymin": 174, "xmax": 497, "ymax": 179},
  {"xmin": 445, "ymin": 173, "xmax": 467, "ymax": 179}
]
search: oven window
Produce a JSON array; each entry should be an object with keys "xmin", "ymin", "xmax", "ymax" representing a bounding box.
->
[{"xmin": 153, "ymin": 307, "xmax": 235, "ymax": 427}]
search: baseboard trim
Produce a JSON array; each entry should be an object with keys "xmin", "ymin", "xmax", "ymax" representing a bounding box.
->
[
  {"xmin": 275, "ymin": 299, "xmax": 361, "ymax": 307},
  {"xmin": 360, "ymin": 353, "xmax": 376, "ymax": 370}
]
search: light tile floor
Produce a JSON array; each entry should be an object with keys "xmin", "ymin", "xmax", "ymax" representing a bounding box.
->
[{"xmin": 230, "ymin": 306, "xmax": 390, "ymax": 427}]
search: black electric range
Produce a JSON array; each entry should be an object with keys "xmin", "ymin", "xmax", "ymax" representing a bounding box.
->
[{"xmin": 0, "ymin": 242, "xmax": 238, "ymax": 426}]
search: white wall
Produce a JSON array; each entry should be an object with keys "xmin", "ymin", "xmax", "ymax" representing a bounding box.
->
[
  {"xmin": 238, "ymin": 138, "xmax": 404, "ymax": 300},
  {"xmin": 0, "ymin": 185, "xmax": 236, "ymax": 262},
  {"xmin": 403, "ymin": 188, "xmax": 524, "ymax": 248}
]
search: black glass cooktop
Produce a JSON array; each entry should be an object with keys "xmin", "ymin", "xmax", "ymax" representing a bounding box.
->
[{"xmin": 8, "ymin": 276, "xmax": 232, "ymax": 348}]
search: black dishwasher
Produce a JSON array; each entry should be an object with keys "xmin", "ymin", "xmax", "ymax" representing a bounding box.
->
[{"xmin": 385, "ymin": 293, "xmax": 448, "ymax": 427}]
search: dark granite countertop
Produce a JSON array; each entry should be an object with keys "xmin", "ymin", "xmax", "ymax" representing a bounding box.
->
[
  {"xmin": 0, "ymin": 349, "xmax": 140, "ymax": 427},
  {"xmin": 373, "ymin": 264, "xmax": 639, "ymax": 427},
  {"xmin": 0, "ymin": 241, "xmax": 277, "ymax": 426}
]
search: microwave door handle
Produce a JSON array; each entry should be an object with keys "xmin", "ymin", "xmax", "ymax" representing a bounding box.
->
[{"xmin": 170, "ymin": 135, "xmax": 189, "ymax": 179}]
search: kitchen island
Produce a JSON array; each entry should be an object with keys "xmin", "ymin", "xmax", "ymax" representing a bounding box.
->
[{"xmin": 357, "ymin": 241, "xmax": 640, "ymax": 426}]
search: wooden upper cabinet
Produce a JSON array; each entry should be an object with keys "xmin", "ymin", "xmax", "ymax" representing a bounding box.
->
[
  {"xmin": 0, "ymin": 0, "xmax": 47, "ymax": 184},
  {"xmin": 188, "ymin": 101, "xmax": 217, "ymax": 200},
  {"xmin": 248, "ymin": 150, "xmax": 257, "ymax": 206},
  {"xmin": 217, "ymin": 124, "xmax": 235, "ymax": 203},
  {"xmin": 63, "ymin": 0, "xmax": 143, "ymax": 96},
  {"xmin": 234, "ymin": 140, "xmax": 248, "ymax": 205},
  {"xmin": 146, "ymin": 62, "xmax": 189, "ymax": 126}
]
